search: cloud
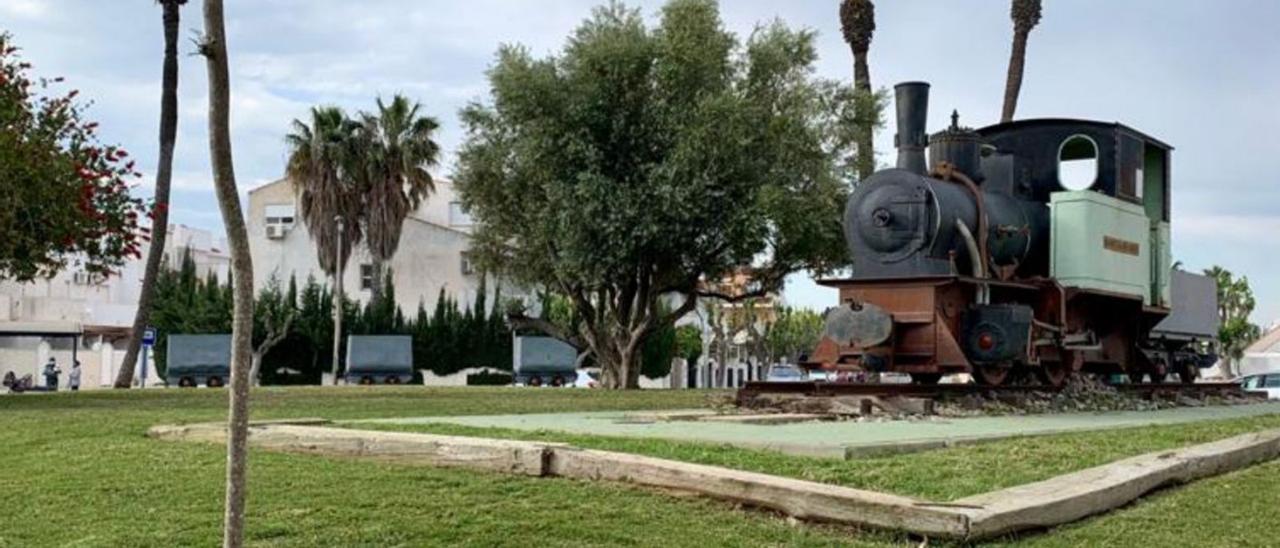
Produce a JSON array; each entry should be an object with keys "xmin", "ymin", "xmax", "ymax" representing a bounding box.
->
[{"xmin": 0, "ymin": 0, "xmax": 49, "ymax": 20}]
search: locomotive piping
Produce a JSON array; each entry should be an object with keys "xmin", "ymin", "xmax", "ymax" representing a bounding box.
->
[{"xmin": 955, "ymin": 219, "xmax": 989, "ymax": 304}]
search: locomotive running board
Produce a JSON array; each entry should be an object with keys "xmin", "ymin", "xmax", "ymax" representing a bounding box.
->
[{"xmin": 149, "ymin": 421, "xmax": 1280, "ymax": 541}]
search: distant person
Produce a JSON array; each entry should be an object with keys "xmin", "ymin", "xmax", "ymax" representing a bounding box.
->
[
  {"xmin": 43, "ymin": 358, "xmax": 62, "ymax": 391},
  {"xmin": 69, "ymin": 360, "xmax": 82, "ymax": 392}
]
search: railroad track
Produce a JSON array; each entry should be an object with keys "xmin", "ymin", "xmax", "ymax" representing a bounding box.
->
[{"xmin": 736, "ymin": 380, "xmax": 1259, "ymax": 406}]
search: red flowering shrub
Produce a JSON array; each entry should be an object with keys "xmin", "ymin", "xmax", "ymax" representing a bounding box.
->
[{"xmin": 0, "ymin": 32, "xmax": 148, "ymax": 280}]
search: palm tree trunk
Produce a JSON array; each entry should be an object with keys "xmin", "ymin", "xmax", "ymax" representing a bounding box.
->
[
  {"xmin": 853, "ymin": 50, "xmax": 874, "ymax": 181},
  {"xmin": 115, "ymin": 0, "xmax": 182, "ymax": 389},
  {"xmin": 368, "ymin": 257, "xmax": 385, "ymax": 311},
  {"xmin": 199, "ymin": 1, "xmax": 254, "ymax": 546},
  {"xmin": 1001, "ymin": 30, "xmax": 1030, "ymax": 123}
]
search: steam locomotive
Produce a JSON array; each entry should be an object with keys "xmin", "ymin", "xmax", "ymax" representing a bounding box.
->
[{"xmin": 808, "ymin": 82, "xmax": 1219, "ymax": 386}]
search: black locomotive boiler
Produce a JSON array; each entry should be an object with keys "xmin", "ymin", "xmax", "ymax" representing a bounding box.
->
[{"xmin": 808, "ymin": 82, "xmax": 1219, "ymax": 386}]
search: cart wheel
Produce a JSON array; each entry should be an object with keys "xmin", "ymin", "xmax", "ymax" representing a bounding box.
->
[
  {"xmin": 528, "ymin": 376, "xmax": 543, "ymax": 387},
  {"xmin": 386, "ymin": 376, "xmax": 401, "ymax": 385},
  {"xmin": 1177, "ymin": 362, "xmax": 1198, "ymax": 384},
  {"xmin": 360, "ymin": 376, "xmax": 374, "ymax": 385},
  {"xmin": 206, "ymin": 376, "xmax": 224, "ymax": 388},
  {"xmin": 551, "ymin": 375, "xmax": 565, "ymax": 387},
  {"xmin": 178, "ymin": 377, "xmax": 194, "ymax": 388}
]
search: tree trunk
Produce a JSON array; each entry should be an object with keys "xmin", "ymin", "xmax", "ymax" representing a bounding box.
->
[
  {"xmin": 597, "ymin": 342, "xmax": 642, "ymax": 390},
  {"xmin": 1001, "ymin": 31, "xmax": 1029, "ymax": 123},
  {"xmin": 249, "ymin": 352, "xmax": 263, "ymax": 387},
  {"xmin": 200, "ymin": 1, "xmax": 254, "ymax": 546},
  {"xmin": 115, "ymin": 0, "xmax": 182, "ymax": 389},
  {"xmin": 853, "ymin": 49, "xmax": 874, "ymax": 181},
  {"xmin": 368, "ymin": 257, "xmax": 384, "ymax": 311}
]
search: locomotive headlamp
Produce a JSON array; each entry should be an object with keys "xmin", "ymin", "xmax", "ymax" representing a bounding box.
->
[{"xmin": 977, "ymin": 332, "xmax": 996, "ymax": 351}]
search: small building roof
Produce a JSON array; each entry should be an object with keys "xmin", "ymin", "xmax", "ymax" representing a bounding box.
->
[
  {"xmin": 0, "ymin": 321, "xmax": 83, "ymax": 337},
  {"xmin": 1245, "ymin": 326, "xmax": 1280, "ymax": 354}
]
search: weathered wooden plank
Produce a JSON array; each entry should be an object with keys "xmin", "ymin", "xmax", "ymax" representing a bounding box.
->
[
  {"xmin": 546, "ymin": 446, "xmax": 971, "ymax": 538},
  {"xmin": 953, "ymin": 429, "xmax": 1280, "ymax": 539},
  {"xmin": 150, "ymin": 423, "xmax": 559, "ymax": 476}
]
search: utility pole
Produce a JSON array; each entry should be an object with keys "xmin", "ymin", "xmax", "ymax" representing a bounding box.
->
[{"xmin": 332, "ymin": 215, "xmax": 344, "ymax": 385}]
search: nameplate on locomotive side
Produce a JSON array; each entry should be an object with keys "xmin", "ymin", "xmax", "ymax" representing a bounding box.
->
[{"xmin": 1103, "ymin": 235, "xmax": 1140, "ymax": 256}]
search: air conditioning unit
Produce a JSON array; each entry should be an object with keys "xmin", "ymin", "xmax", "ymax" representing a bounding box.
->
[{"xmin": 265, "ymin": 225, "xmax": 286, "ymax": 240}]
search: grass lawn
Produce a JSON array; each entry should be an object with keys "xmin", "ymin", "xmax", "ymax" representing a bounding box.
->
[
  {"xmin": 359, "ymin": 413, "xmax": 1280, "ymax": 501},
  {"xmin": 0, "ymin": 387, "xmax": 1277, "ymax": 547}
]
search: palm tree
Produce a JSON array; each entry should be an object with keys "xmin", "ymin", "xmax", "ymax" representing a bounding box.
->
[
  {"xmin": 352, "ymin": 95, "xmax": 440, "ymax": 307},
  {"xmin": 1001, "ymin": 0, "xmax": 1042, "ymax": 123},
  {"xmin": 285, "ymin": 106, "xmax": 364, "ymax": 277},
  {"xmin": 839, "ymin": 0, "xmax": 876, "ymax": 181},
  {"xmin": 114, "ymin": 0, "xmax": 187, "ymax": 389}
]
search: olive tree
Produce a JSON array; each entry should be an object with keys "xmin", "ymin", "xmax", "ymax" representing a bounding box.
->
[{"xmin": 456, "ymin": 0, "xmax": 872, "ymax": 388}]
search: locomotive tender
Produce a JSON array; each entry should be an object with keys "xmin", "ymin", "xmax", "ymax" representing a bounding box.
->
[{"xmin": 809, "ymin": 82, "xmax": 1218, "ymax": 386}]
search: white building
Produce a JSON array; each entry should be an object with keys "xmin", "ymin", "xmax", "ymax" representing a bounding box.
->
[
  {"xmin": 1240, "ymin": 325, "xmax": 1280, "ymax": 377},
  {"xmin": 0, "ymin": 224, "xmax": 229, "ymax": 390},
  {"xmin": 247, "ymin": 177, "xmax": 497, "ymax": 316}
]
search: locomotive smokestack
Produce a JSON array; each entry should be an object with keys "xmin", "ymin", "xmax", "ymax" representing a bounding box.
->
[{"xmin": 894, "ymin": 82, "xmax": 930, "ymax": 175}]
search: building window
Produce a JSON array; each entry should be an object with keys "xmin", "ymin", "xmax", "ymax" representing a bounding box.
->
[
  {"xmin": 460, "ymin": 252, "xmax": 475, "ymax": 275},
  {"xmin": 264, "ymin": 204, "xmax": 296, "ymax": 227},
  {"xmin": 449, "ymin": 201, "xmax": 474, "ymax": 227},
  {"xmin": 360, "ymin": 264, "xmax": 374, "ymax": 290},
  {"xmin": 264, "ymin": 204, "xmax": 296, "ymax": 239}
]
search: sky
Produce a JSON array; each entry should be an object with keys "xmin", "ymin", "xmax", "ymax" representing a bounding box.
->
[{"xmin": 3, "ymin": 0, "xmax": 1278, "ymax": 325}]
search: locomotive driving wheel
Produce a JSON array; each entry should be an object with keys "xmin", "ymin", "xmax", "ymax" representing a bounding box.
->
[
  {"xmin": 1036, "ymin": 350, "xmax": 1081, "ymax": 388},
  {"xmin": 971, "ymin": 363, "xmax": 1011, "ymax": 386},
  {"xmin": 1037, "ymin": 362, "xmax": 1069, "ymax": 388}
]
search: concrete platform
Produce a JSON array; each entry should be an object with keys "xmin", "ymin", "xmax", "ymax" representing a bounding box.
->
[{"xmin": 352, "ymin": 402, "xmax": 1280, "ymax": 458}]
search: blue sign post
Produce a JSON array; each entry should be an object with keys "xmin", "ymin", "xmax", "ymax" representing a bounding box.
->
[{"xmin": 140, "ymin": 327, "xmax": 156, "ymax": 387}]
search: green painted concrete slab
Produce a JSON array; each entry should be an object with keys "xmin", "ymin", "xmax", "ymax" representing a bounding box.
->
[{"xmin": 352, "ymin": 402, "xmax": 1280, "ymax": 459}]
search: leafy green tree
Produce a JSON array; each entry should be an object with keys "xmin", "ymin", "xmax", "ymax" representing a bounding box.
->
[
  {"xmin": 765, "ymin": 306, "xmax": 823, "ymax": 364},
  {"xmin": 1206, "ymin": 266, "xmax": 1261, "ymax": 377},
  {"xmin": 0, "ymin": 33, "xmax": 147, "ymax": 281},
  {"xmin": 457, "ymin": 0, "xmax": 871, "ymax": 388},
  {"xmin": 674, "ymin": 325, "xmax": 703, "ymax": 368},
  {"xmin": 249, "ymin": 275, "xmax": 297, "ymax": 385}
]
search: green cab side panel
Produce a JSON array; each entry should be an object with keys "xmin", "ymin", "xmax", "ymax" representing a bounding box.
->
[{"xmin": 1050, "ymin": 190, "xmax": 1152, "ymax": 304}]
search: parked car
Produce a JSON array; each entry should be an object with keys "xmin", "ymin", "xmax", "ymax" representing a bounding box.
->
[
  {"xmin": 1241, "ymin": 373, "xmax": 1280, "ymax": 400},
  {"xmin": 766, "ymin": 365, "xmax": 807, "ymax": 382},
  {"xmin": 573, "ymin": 369, "xmax": 599, "ymax": 388}
]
